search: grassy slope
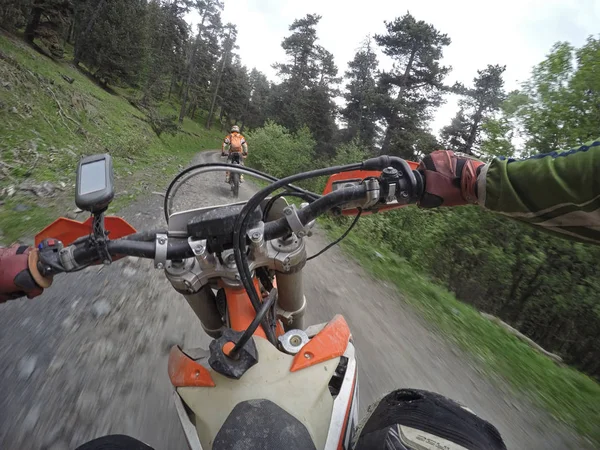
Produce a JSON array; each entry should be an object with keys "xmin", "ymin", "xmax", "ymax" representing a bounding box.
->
[
  {"xmin": 0, "ymin": 32, "xmax": 223, "ymax": 243},
  {"xmin": 321, "ymin": 216, "xmax": 600, "ymax": 445}
]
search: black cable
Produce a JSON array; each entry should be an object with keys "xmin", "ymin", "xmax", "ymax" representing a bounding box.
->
[
  {"xmin": 163, "ymin": 162, "xmax": 321, "ymax": 222},
  {"xmin": 232, "ymin": 162, "xmax": 364, "ymax": 347},
  {"xmin": 263, "ymin": 184, "xmax": 369, "ymax": 240},
  {"xmin": 230, "ymin": 287, "xmax": 278, "ymax": 356},
  {"xmin": 307, "ymin": 209, "xmax": 362, "ymax": 261}
]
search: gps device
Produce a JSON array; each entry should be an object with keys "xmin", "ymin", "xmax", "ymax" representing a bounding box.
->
[{"xmin": 75, "ymin": 154, "xmax": 114, "ymax": 213}]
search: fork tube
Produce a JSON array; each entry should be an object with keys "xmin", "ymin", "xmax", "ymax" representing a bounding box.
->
[
  {"xmin": 183, "ymin": 287, "xmax": 223, "ymax": 338},
  {"xmin": 275, "ymin": 272, "xmax": 306, "ymax": 331}
]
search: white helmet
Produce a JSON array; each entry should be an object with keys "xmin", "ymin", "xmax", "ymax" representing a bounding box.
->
[{"xmin": 231, "ymin": 125, "xmax": 240, "ymax": 133}]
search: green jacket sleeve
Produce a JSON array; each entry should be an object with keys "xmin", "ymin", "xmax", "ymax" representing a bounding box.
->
[{"xmin": 478, "ymin": 138, "xmax": 600, "ymax": 244}]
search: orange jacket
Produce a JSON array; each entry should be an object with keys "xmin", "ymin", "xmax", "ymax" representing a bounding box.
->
[{"xmin": 222, "ymin": 132, "xmax": 248, "ymax": 153}]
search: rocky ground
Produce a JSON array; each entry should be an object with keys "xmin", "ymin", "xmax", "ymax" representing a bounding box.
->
[{"xmin": 0, "ymin": 152, "xmax": 588, "ymax": 449}]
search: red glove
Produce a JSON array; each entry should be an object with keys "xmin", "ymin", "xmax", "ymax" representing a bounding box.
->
[
  {"xmin": 418, "ymin": 150, "xmax": 484, "ymax": 208},
  {"xmin": 0, "ymin": 245, "xmax": 52, "ymax": 303}
]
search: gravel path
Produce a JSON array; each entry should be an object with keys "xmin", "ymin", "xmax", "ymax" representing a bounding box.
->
[{"xmin": 0, "ymin": 151, "xmax": 587, "ymax": 449}]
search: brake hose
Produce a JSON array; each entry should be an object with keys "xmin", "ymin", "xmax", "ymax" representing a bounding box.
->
[{"xmin": 230, "ymin": 162, "xmax": 368, "ymax": 353}]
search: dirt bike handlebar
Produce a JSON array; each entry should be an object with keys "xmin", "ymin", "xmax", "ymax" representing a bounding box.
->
[{"xmin": 39, "ymin": 161, "xmax": 423, "ymax": 276}]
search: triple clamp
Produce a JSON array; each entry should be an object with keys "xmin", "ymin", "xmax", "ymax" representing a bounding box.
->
[{"xmin": 155, "ymin": 233, "xmax": 168, "ymax": 269}]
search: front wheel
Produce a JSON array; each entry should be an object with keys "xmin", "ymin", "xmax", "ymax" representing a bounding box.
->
[{"xmin": 230, "ymin": 172, "xmax": 240, "ymax": 198}]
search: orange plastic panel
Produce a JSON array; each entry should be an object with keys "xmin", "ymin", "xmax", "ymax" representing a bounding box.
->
[
  {"xmin": 224, "ymin": 279, "xmax": 285, "ymax": 339},
  {"xmin": 35, "ymin": 216, "xmax": 137, "ymax": 246},
  {"xmin": 322, "ymin": 163, "xmax": 419, "ymax": 216},
  {"xmin": 168, "ymin": 345, "xmax": 216, "ymax": 387},
  {"xmin": 290, "ymin": 314, "xmax": 351, "ymax": 372}
]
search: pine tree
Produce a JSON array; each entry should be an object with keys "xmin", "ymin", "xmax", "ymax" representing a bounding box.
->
[
  {"xmin": 375, "ymin": 13, "xmax": 451, "ymax": 155},
  {"xmin": 442, "ymin": 64, "xmax": 506, "ymax": 154},
  {"xmin": 245, "ymin": 68, "xmax": 271, "ymax": 129},
  {"xmin": 273, "ymin": 14, "xmax": 339, "ymax": 153},
  {"xmin": 142, "ymin": 0, "xmax": 190, "ymax": 103},
  {"xmin": 73, "ymin": 0, "xmax": 147, "ymax": 86},
  {"xmin": 178, "ymin": 0, "xmax": 224, "ymax": 123},
  {"xmin": 341, "ymin": 37, "xmax": 380, "ymax": 147}
]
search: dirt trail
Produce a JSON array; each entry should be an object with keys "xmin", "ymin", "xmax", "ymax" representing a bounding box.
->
[{"xmin": 0, "ymin": 152, "xmax": 586, "ymax": 449}]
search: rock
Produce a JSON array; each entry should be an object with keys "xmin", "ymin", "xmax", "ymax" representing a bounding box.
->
[
  {"xmin": 122, "ymin": 266, "xmax": 137, "ymax": 278},
  {"xmin": 47, "ymin": 441, "xmax": 69, "ymax": 450},
  {"xmin": 91, "ymin": 299, "xmax": 111, "ymax": 319},
  {"xmin": 373, "ymin": 251, "xmax": 385, "ymax": 260},
  {"xmin": 9, "ymin": 106, "xmax": 18, "ymax": 114},
  {"xmin": 75, "ymin": 391, "xmax": 99, "ymax": 420},
  {"xmin": 13, "ymin": 203, "xmax": 30, "ymax": 212},
  {"xmin": 2, "ymin": 81, "xmax": 11, "ymax": 90},
  {"xmin": 18, "ymin": 356, "xmax": 37, "ymax": 380},
  {"xmin": 19, "ymin": 181, "xmax": 56, "ymax": 197},
  {"xmin": 61, "ymin": 316, "xmax": 77, "ymax": 331},
  {"xmin": 47, "ymin": 357, "xmax": 65, "ymax": 375},
  {"xmin": 73, "ymin": 207, "xmax": 83, "ymax": 213},
  {"xmin": 1, "ymin": 185, "xmax": 16, "ymax": 198},
  {"xmin": 22, "ymin": 404, "xmax": 41, "ymax": 432},
  {"xmin": 90, "ymin": 338, "xmax": 115, "ymax": 361}
]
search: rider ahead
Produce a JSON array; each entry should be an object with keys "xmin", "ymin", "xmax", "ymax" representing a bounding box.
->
[{"xmin": 222, "ymin": 125, "xmax": 248, "ymax": 183}]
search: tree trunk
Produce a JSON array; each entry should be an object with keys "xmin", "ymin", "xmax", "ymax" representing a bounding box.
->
[
  {"xmin": 178, "ymin": 48, "xmax": 195, "ymax": 124},
  {"xmin": 381, "ymin": 47, "xmax": 417, "ymax": 154},
  {"xmin": 24, "ymin": 6, "xmax": 43, "ymax": 43},
  {"xmin": 74, "ymin": 0, "xmax": 107, "ymax": 65},
  {"xmin": 190, "ymin": 101, "xmax": 197, "ymax": 120},
  {"xmin": 168, "ymin": 72, "xmax": 177, "ymax": 99},
  {"xmin": 505, "ymin": 264, "xmax": 545, "ymax": 323},
  {"xmin": 206, "ymin": 37, "xmax": 231, "ymax": 129},
  {"xmin": 464, "ymin": 106, "xmax": 484, "ymax": 155},
  {"xmin": 180, "ymin": 9, "xmax": 209, "ymax": 124}
]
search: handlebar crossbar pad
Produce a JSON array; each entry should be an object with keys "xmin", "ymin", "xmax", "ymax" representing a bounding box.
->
[{"xmin": 187, "ymin": 204, "xmax": 262, "ymax": 253}]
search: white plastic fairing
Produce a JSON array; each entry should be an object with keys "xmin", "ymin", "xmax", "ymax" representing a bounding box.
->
[
  {"xmin": 324, "ymin": 342, "xmax": 359, "ymax": 450},
  {"xmin": 172, "ymin": 390, "xmax": 203, "ymax": 450}
]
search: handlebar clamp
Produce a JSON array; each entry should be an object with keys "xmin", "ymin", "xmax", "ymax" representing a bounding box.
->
[
  {"xmin": 154, "ymin": 233, "xmax": 168, "ymax": 269},
  {"xmin": 282, "ymin": 204, "xmax": 314, "ymax": 238}
]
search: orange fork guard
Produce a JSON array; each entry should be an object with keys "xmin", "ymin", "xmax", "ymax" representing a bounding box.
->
[
  {"xmin": 322, "ymin": 162, "xmax": 419, "ymax": 216},
  {"xmin": 223, "ymin": 278, "xmax": 285, "ymax": 340},
  {"xmin": 290, "ymin": 314, "xmax": 351, "ymax": 372},
  {"xmin": 35, "ymin": 216, "xmax": 137, "ymax": 247}
]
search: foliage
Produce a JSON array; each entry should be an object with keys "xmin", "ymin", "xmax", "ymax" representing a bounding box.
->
[
  {"xmin": 73, "ymin": 0, "xmax": 148, "ymax": 86},
  {"xmin": 0, "ymin": 32, "xmax": 222, "ymax": 243},
  {"xmin": 441, "ymin": 65, "xmax": 506, "ymax": 155},
  {"xmin": 270, "ymin": 14, "xmax": 339, "ymax": 155},
  {"xmin": 322, "ymin": 216, "xmax": 600, "ymax": 445},
  {"xmin": 375, "ymin": 13, "xmax": 451, "ymax": 156},
  {"xmin": 341, "ymin": 37, "xmax": 381, "ymax": 148},
  {"xmin": 246, "ymin": 121, "xmax": 315, "ymax": 179}
]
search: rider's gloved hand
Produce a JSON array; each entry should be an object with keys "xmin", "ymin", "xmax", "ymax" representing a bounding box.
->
[
  {"xmin": 418, "ymin": 150, "xmax": 484, "ymax": 208},
  {"xmin": 0, "ymin": 245, "xmax": 52, "ymax": 303}
]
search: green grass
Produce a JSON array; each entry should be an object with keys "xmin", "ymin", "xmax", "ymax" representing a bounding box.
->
[
  {"xmin": 0, "ymin": 32, "xmax": 223, "ymax": 243},
  {"xmin": 320, "ymin": 217, "xmax": 600, "ymax": 445}
]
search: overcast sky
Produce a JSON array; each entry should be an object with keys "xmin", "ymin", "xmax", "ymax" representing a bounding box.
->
[{"xmin": 192, "ymin": 0, "xmax": 600, "ymax": 135}]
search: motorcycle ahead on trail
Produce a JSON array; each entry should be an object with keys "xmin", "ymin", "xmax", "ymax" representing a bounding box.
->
[
  {"xmin": 35, "ymin": 154, "xmax": 506, "ymax": 450},
  {"xmin": 222, "ymin": 151, "xmax": 243, "ymax": 198}
]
